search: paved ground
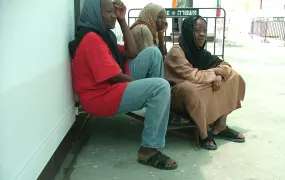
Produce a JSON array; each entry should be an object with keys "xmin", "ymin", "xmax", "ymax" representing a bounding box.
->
[{"xmin": 68, "ymin": 42, "xmax": 285, "ymax": 180}]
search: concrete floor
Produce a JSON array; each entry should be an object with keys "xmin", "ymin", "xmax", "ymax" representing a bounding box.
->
[{"xmin": 68, "ymin": 42, "xmax": 285, "ymax": 180}]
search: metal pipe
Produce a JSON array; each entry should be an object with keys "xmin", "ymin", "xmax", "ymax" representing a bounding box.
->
[{"xmin": 189, "ymin": 0, "xmax": 193, "ymax": 7}]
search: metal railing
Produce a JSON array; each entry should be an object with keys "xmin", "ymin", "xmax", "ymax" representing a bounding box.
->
[
  {"xmin": 128, "ymin": 8, "xmax": 227, "ymax": 59},
  {"xmin": 250, "ymin": 17, "xmax": 285, "ymax": 44}
]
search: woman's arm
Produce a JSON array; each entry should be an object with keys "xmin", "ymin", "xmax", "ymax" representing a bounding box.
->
[
  {"xmin": 108, "ymin": 73, "xmax": 135, "ymax": 83},
  {"xmin": 202, "ymin": 51, "xmax": 232, "ymax": 80},
  {"xmin": 118, "ymin": 19, "xmax": 138, "ymax": 59},
  {"xmin": 212, "ymin": 61, "xmax": 232, "ymax": 80},
  {"xmin": 131, "ymin": 24, "xmax": 154, "ymax": 52},
  {"xmin": 164, "ymin": 46, "xmax": 217, "ymax": 84},
  {"xmin": 85, "ymin": 34, "xmax": 135, "ymax": 84}
]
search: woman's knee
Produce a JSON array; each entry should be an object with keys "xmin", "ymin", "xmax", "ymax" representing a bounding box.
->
[
  {"xmin": 152, "ymin": 78, "xmax": 171, "ymax": 94},
  {"xmin": 175, "ymin": 81, "xmax": 197, "ymax": 97},
  {"xmin": 144, "ymin": 46, "xmax": 161, "ymax": 54},
  {"xmin": 230, "ymin": 71, "xmax": 246, "ymax": 85},
  {"xmin": 141, "ymin": 46, "xmax": 163, "ymax": 61}
]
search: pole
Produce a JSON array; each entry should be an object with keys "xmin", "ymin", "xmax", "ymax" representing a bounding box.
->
[
  {"xmin": 216, "ymin": 0, "xmax": 221, "ymax": 17},
  {"xmin": 189, "ymin": 0, "xmax": 193, "ymax": 7},
  {"xmin": 172, "ymin": 0, "xmax": 177, "ymax": 8},
  {"xmin": 262, "ymin": 18, "xmax": 269, "ymax": 43},
  {"xmin": 74, "ymin": 0, "xmax": 81, "ymax": 27}
]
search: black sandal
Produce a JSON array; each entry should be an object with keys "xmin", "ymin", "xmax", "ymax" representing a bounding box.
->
[
  {"xmin": 138, "ymin": 152, "xmax": 178, "ymax": 170},
  {"xmin": 199, "ymin": 133, "xmax": 218, "ymax": 150},
  {"xmin": 213, "ymin": 126, "xmax": 245, "ymax": 143}
]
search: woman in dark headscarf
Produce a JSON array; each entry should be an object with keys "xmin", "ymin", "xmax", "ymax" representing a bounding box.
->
[
  {"xmin": 69, "ymin": 0, "xmax": 177, "ymax": 170},
  {"xmin": 164, "ymin": 15, "xmax": 246, "ymax": 150}
]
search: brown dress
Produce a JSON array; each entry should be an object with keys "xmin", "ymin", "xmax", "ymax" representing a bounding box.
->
[{"xmin": 164, "ymin": 45, "xmax": 246, "ymax": 138}]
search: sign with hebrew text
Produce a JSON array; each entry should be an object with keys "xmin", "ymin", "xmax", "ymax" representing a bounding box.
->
[{"xmin": 165, "ymin": 8, "xmax": 199, "ymax": 18}]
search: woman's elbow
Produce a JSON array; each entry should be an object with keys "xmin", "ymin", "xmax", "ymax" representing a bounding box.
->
[
  {"xmin": 125, "ymin": 50, "xmax": 138, "ymax": 59},
  {"xmin": 129, "ymin": 51, "xmax": 138, "ymax": 59}
]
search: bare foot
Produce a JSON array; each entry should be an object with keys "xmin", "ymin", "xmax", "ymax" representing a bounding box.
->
[
  {"xmin": 204, "ymin": 140, "xmax": 215, "ymax": 147},
  {"xmin": 237, "ymin": 133, "xmax": 245, "ymax": 139}
]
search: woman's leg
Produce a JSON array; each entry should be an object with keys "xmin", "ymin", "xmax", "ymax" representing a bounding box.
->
[
  {"xmin": 212, "ymin": 115, "xmax": 245, "ymax": 140},
  {"xmin": 118, "ymin": 78, "xmax": 169, "ymax": 148},
  {"xmin": 128, "ymin": 46, "xmax": 180, "ymax": 124},
  {"xmin": 129, "ymin": 46, "xmax": 164, "ymax": 79},
  {"xmin": 117, "ymin": 78, "xmax": 177, "ymax": 169},
  {"xmin": 212, "ymin": 115, "xmax": 228, "ymax": 134},
  {"xmin": 171, "ymin": 81, "xmax": 217, "ymax": 149}
]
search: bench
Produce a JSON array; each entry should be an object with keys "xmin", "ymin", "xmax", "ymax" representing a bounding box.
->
[{"xmin": 74, "ymin": 96, "xmax": 197, "ymax": 131}]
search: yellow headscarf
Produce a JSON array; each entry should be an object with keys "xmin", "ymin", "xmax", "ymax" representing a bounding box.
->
[{"xmin": 130, "ymin": 3, "xmax": 168, "ymax": 55}]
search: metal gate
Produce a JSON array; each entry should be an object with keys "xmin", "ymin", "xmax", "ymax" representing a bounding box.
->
[
  {"xmin": 128, "ymin": 8, "xmax": 227, "ymax": 59},
  {"xmin": 251, "ymin": 17, "xmax": 285, "ymax": 44}
]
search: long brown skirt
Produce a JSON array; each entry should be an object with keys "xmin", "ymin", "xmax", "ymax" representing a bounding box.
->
[{"xmin": 170, "ymin": 71, "xmax": 246, "ymax": 139}]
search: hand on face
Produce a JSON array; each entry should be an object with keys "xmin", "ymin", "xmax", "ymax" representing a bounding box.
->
[{"xmin": 113, "ymin": 0, "xmax": 126, "ymax": 20}]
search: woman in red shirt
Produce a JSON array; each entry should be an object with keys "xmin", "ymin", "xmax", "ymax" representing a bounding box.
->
[{"xmin": 68, "ymin": 0, "xmax": 177, "ymax": 170}]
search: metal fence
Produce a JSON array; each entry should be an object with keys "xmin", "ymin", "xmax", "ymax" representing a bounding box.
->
[
  {"xmin": 128, "ymin": 8, "xmax": 227, "ymax": 59},
  {"xmin": 250, "ymin": 17, "xmax": 285, "ymax": 43}
]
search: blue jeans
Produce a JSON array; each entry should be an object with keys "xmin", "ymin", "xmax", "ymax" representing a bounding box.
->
[{"xmin": 117, "ymin": 47, "xmax": 170, "ymax": 148}]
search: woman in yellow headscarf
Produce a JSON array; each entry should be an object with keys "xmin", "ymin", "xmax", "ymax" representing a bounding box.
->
[{"xmin": 130, "ymin": 3, "xmax": 168, "ymax": 57}]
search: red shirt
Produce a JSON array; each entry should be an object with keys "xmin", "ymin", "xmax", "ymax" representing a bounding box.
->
[{"xmin": 72, "ymin": 32, "xmax": 130, "ymax": 117}]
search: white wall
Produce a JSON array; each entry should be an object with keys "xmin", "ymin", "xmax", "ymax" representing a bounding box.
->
[
  {"xmin": 0, "ymin": 0, "xmax": 76, "ymax": 179},
  {"xmin": 262, "ymin": 0, "xmax": 285, "ymax": 11}
]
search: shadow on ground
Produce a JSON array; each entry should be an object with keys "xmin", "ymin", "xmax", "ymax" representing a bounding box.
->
[{"xmin": 67, "ymin": 115, "xmax": 212, "ymax": 180}]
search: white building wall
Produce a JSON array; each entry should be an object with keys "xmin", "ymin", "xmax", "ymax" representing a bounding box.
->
[{"xmin": 0, "ymin": 0, "xmax": 76, "ymax": 179}]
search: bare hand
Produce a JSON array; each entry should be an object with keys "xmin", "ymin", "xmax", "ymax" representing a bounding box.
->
[
  {"xmin": 213, "ymin": 68, "xmax": 224, "ymax": 76},
  {"xmin": 113, "ymin": 0, "xmax": 126, "ymax": 21},
  {"xmin": 212, "ymin": 75, "xmax": 222, "ymax": 92},
  {"xmin": 213, "ymin": 68, "xmax": 230, "ymax": 81}
]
